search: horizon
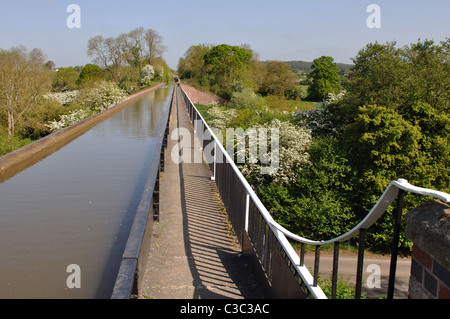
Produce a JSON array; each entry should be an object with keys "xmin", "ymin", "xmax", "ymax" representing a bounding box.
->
[{"xmin": 0, "ymin": 1, "xmax": 449, "ymax": 69}]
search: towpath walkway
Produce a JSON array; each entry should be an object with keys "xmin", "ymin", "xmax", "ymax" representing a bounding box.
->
[{"xmin": 139, "ymin": 86, "xmax": 262, "ymax": 299}]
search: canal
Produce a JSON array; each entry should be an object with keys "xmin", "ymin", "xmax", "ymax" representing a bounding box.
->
[{"xmin": 0, "ymin": 85, "xmax": 173, "ymax": 298}]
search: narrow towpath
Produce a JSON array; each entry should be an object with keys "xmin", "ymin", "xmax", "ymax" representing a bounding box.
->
[{"xmin": 140, "ymin": 86, "xmax": 261, "ymax": 299}]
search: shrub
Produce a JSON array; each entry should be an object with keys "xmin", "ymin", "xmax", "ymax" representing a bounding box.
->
[
  {"xmin": 77, "ymin": 81, "xmax": 127, "ymax": 112},
  {"xmin": 258, "ymin": 137, "xmax": 356, "ymax": 241},
  {"xmin": 140, "ymin": 64, "xmax": 155, "ymax": 85},
  {"xmin": 237, "ymin": 119, "xmax": 312, "ymax": 186},
  {"xmin": 45, "ymin": 108, "xmax": 92, "ymax": 132},
  {"xmin": 205, "ymin": 106, "xmax": 237, "ymax": 131},
  {"xmin": 43, "ymin": 90, "xmax": 80, "ymax": 106},
  {"xmin": 227, "ymin": 88, "xmax": 266, "ymax": 110}
]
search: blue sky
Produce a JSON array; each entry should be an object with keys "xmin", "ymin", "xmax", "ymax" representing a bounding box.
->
[{"xmin": 1, "ymin": 0, "xmax": 448, "ymax": 69}]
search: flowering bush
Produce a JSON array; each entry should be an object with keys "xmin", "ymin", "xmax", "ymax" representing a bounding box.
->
[
  {"xmin": 237, "ymin": 119, "xmax": 312, "ymax": 185},
  {"xmin": 45, "ymin": 109, "xmax": 92, "ymax": 132},
  {"xmin": 78, "ymin": 81, "xmax": 127, "ymax": 112},
  {"xmin": 205, "ymin": 106, "xmax": 237, "ymax": 131},
  {"xmin": 206, "ymin": 105, "xmax": 312, "ymax": 185},
  {"xmin": 323, "ymin": 90, "xmax": 346, "ymax": 106},
  {"xmin": 44, "ymin": 90, "xmax": 79, "ymax": 106},
  {"xmin": 44, "ymin": 82, "xmax": 127, "ymax": 132},
  {"xmin": 140, "ymin": 64, "xmax": 155, "ymax": 85}
]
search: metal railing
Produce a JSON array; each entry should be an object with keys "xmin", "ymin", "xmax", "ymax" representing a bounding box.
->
[{"xmin": 179, "ymin": 84, "xmax": 450, "ymax": 299}]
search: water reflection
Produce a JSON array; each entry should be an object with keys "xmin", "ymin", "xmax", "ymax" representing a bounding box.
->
[{"xmin": 0, "ymin": 86, "xmax": 172, "ymax": 298}]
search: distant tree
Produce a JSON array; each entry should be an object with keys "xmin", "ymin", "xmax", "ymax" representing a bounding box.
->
[
  {"xmin": 178, "ymin": 44, "xmax": 212, "ymax": 80},
  {"xmin": 204, "ymin": 44, "xmax": 253, "ymax": 98},
  {"xmin": 0, "ymin": 46, "xmax": 52, "ymax": 136},
  {"xmin": 259, "ymin": 61, "xmax": 297, "ymax": 96},
  {"xmin": 144, "ymin": 28, "xmax": 167, "ymax": 65},
  {"xmin": 45, "ymin": 60, "xmax": 56, "ymax": 70},
  {"xmin": 307, "ymin": 56, "xmax": 341, "ymax": 101},
  {"xmin": 52, "ymin": 67, "xmax": 80, "ymax": 91},
  {"xmin": 204, "ymin": 44, "xmax": 252, "ymax": 76},
  {"xmin": 76, "ymin": 64, "xmax": 102, "ymax": 85},
  {"xmin": 87, "ymin": 27, "xmax": 168, "ymax": 87}
]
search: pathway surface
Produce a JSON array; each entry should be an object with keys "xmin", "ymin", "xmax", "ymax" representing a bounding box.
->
[{"xmin": 140, "ymin": 86, "xmax": 262, "ymax": 299}]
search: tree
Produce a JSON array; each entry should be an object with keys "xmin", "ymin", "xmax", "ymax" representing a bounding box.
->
[
  {"xmin": 76, "ymin": 64, "xmax": 102, "ymax": 85},
  {"xmin": 204, "ymin": 44, "xmax": 252, "ymax": 75},
  {"xmin": 87, "ymin": 27, "xmax": 168, "ymax": 88},
  {"xmin": 328, "ymin": 39, "xmax": 449, "ymax": 130},
  {"xmin": 403, "ymin": 39, "xmax": 450, "ymax": 113},
  {"xmin": 144, "ymin": 28, "xmax": 167, "ymax": 65},
  {"xmin": 204, "ymin": 44, "xmax": 253, "ymax": 98},
  {"xmin": 88, "ymin": 35, "xmax": 119, "ymax": 80},
  {"xmin": 307, "ymin": 56, "xmax": 341, "ymax": 101},
  {"xmin": 178, "ymin": 44, "xmax": 212, "ymax": 80},
  {"xmin": 45, "ymin": 60, "xmax": 56, "ymax": 70},
  {"xmin": 0, "ymin": 46, "xmax": 52, "ymax": 136},
  {"xmin": 52, "ymin": 67, "xmax": 80, "ymax": 91},
  {"xmin": 259, "ymin": 61, "xmax": 297, "ymax": 96}
]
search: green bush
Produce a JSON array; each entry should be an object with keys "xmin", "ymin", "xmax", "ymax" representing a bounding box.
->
[
  {"xmin": 258, "ymin": 137, "xmax": 356, "ymax": 241},
  {"xmin": 0, "ymin": 129, "xmax": 34, "ymax": 156}
]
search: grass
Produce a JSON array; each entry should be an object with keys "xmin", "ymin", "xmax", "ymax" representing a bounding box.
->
[
  {"xmin": 289, "ymin": 240, "xmax": 360, "ymax": 256},
  {"xmin": 0, "ymin": 130, "xmax": 36, "ymax": 157},
  {"xmin": 194, "ymin": 103, "xmax": 227, "ymax": 120}
]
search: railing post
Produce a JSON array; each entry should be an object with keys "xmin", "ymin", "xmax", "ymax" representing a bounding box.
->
[
  {"xmin": 355, "ymin": 228, "xmax": 366, "ymax": 299},
  {"xmin": 211, "ymin": 141, "xmax": 217, "ymax": 181},
  {"xmin": 331, "ymin": 242, "xmax": 340, "ymax": 299},
  {"xmin": 300, "ymin": 244, "xmax": 305, "ymax": 267},
  {"xmin": 387, "ymin": 189, "xmax": 405, "ymax": 299},
  {"xmin": 244, "ymin": 192, "xmax": 250, "ymax": 232},
  {"xmin": 313, "ymin": 246, "xmax": 320, "ymax": 287}
]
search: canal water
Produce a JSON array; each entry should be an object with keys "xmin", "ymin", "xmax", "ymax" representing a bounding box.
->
[{"xmin": 0, "ymin": 85, "xmax": 173, "ymax": 298}]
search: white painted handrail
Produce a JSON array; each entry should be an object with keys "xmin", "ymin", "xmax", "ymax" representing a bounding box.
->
[{"xmin": 271, "ymin": 179, "xmax": 450, "ymax": 246}]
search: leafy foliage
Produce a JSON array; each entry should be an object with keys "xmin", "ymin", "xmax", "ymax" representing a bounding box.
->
[
  {"xmin": 258, "ymin": 137, "xmax": 356, "ymax": 241},
  {"xmin": 292, "ymin": 39, "xmax": 450, "ymax": 252},
  {"xmin": 307, "ymin": 56, "xmax": 342, "ymax": 100},
  {"xmin": 76, "ymin": 64, "xmax": 102, "ymax": 85},
  {"xmin": 178, "ymin": 43, "xmax": 299, "ymax": 100}
]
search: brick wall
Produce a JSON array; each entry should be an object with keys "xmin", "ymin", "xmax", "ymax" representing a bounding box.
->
[
  {"xmin": 409, "ymin": 244, "xmax": 450, "ymax": 298},
  {"xmin": 406, "ymin": 200, "xmax": 450, "ymax": 299}
]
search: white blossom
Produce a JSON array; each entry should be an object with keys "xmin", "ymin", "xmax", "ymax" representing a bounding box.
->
[
  {"xmin": 45, "ymin": 109, "xmax": 91, "ymax": 132},
  {"xmin": 78, "ymin": 81, "xmax": 127, "ymax": 112},
  {"xmin": 206, "ymin": 105, "xmax": 313, "ymax": 185},
  {"xmin": 237, "ymin": 119, "xmax": 312, "ymax": 185},
  {"xmin": 141, "ymin": 64, "xmax": 155, "ymax": 84},
  {"xmin": 206, "ymin": 106, "xmax": 237, "ymax": 131},
  {"xmin": 44, "ymin": 90, "xmax": 80, "ymax": 106}
]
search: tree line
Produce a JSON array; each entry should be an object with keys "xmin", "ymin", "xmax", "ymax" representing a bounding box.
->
[
  {"xmin": 177, "ymin": 43, "xmax": 303, "ymax": 100},
  {"xmin": 0, "ymin": 27, "xmax": 170, "ymax": 156}
]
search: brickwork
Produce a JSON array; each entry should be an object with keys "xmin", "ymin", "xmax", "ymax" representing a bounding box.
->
[
  {"xmin": 406, "ymin": 200, "xmax": 450, "ymax": 299},
  {"xmin": 180, "ymin": 84, "xmax": 227, "ymax": 106}
]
